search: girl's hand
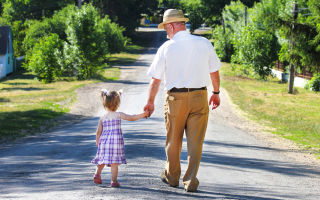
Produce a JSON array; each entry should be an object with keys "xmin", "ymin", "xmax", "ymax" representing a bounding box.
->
[
  {"xmin": 96, "ymin": 139, "xmax": 99, "ymax": 147},
  {"xmin": 143, "ymin": 110, "xmax": 150, "ymax": 118},
  {"xmin": 143, "ymin": 103, "xmax": 154, "ymax": 117},
  {"xmin": 95, "ymin": 120, "xmax": 102, "ymax": 146}
]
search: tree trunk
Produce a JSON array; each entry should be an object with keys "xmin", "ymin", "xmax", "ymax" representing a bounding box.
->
[{"xmin": 288, "ymin": 61, "xmax": 295, "ymax": 94}]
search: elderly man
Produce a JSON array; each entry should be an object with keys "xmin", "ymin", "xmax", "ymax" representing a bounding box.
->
[{"xmin": 144, "ymin": 9, "xmax": 221, "ymax": 192}]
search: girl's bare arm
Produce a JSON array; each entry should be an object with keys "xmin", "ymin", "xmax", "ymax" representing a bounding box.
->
[
  {"xmin": 119, "ymin": 111, "xmax": 149, "ymax": 121},
  {"xmin": 96, "ymin": 120, "xmax": 103, "ymax": 146}
]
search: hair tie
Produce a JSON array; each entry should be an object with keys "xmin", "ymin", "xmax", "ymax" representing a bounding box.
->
[{"xmin": 101, "ymin": 89, "xmax": 108, "ymax": 96}]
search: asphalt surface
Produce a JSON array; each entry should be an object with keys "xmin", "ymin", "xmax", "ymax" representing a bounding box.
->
[{"xmin": 0, "ymin": 28, "xmax": 320, "ymax": 200}]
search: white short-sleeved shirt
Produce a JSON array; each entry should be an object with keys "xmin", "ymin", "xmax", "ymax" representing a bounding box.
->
[{"xmin": 147, "ymin": 30, "xmax": 221, "ymax": 91}]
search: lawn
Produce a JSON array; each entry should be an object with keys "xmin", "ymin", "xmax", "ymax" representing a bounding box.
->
[
  {"xmin": 0, "ymin": 73, "xmax": 93, "ymax": 139},
  {"xmin": 221, "ymin": 63, "xmax": 320, "ymax": 158}
]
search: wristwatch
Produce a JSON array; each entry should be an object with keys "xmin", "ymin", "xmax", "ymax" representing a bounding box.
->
[{"xmin": 212, "ymin": 91, "xmax": 220, "ymax": 94}]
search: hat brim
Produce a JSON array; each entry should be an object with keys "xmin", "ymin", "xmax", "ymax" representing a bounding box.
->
[{"xmin": 158, "ymin": 17, "xmax": 189, "ymax": 29}]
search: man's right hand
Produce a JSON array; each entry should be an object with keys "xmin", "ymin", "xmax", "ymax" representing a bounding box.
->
[{"xmin": 144, "ymin": 103, "xmax": 154, "ymax": 117}]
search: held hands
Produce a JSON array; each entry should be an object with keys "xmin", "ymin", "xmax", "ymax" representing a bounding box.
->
[
  {"xmin": 143, "ymin": 110, "xmax": 150, "ymax": 118},
  {"xmin": 209, "ymin": 93, "xmax": 220, "ymax": 110},
  {"xmin": 143, "ymin": 103, "xmax": 154, "ymax": 118}
]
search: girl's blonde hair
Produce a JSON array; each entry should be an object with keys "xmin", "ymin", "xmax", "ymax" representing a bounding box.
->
[{"xmin": 101, "ymin": 90, "xmax": 122, "ymax": 111}]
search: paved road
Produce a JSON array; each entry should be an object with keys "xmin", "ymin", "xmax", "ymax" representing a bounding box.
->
[{"xmin": 1, "ymin": 28, "xmax": 320, "ymax": 200}]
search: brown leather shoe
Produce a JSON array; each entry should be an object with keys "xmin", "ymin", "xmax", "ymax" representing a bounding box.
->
[
  {"xmin": 160, "ymin": 171, "xmax": 178, "ymax": 187},
  {"xmin": 184, "ymin": 187, "xmax": 197, "ymax": 192}
]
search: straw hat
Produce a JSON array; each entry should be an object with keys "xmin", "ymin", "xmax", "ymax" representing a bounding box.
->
[{"xmin": 158, "ymin": 9, "xmax": 189, "ymax": 29}]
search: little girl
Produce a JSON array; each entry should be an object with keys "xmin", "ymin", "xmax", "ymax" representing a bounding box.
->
[{"xmin": 91, "ymin": 89, "xmax": 148, "ymax": 187}]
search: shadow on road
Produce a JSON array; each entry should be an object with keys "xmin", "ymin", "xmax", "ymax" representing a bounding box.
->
[{"xmin": 201, "ymin": 141, "xmax": 320, "ymax": 177}]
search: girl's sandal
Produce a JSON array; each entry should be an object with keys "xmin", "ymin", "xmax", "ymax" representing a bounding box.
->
[
  {"xmin": 110, "ymin": 181, "xmax": 120, "ymax": 187},
  {"xmin": 93, "ymin": 174, "xmax": 102, "ymax": 184}
]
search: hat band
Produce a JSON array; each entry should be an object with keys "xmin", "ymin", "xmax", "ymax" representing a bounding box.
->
[{"xmin": 163, "ymin": 17, "xmax": 188, "ymax": 23}]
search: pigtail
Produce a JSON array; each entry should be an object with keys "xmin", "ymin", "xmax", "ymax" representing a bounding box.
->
[
  {"xmin": 100, "ymin": 89, "xmax": 108, "ymax": 108},
  {"xmin": 101, "ymin": 89, "xmax": 108, "ymax": 96},
  {"xmin": 100, "ymin": 89, "xmax": 121, "ymax": 111},
  {"xmin": 100, "ymin": 91, "xmax": 105, "ymax": 98},
  {"xmin": 117, "ymin": 89, "xmax": 123, "ymax": 96}
]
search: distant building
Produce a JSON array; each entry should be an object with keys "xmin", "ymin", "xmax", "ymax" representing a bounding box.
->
[{"xmin": 0, "ymin": 26, "xmax": 14, "ymax": 79}]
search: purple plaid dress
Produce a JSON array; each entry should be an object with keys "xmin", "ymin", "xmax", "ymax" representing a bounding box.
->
[{"xmin": 91, "ymin": 112, "xmax": 127, "ymax": 166}]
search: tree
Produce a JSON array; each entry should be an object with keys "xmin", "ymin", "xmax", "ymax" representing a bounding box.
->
[
  {"xmin": 158, "ymin": 0, "xmax": 181, "ymax": 10},
  {"xmin": 98, "ymin": 15, "xmax": 126, "ymax": 53},
  {"xmin": 11, "ymin": 20, "xmax": 27, "ymax": 57},
  {"xmin": 24, "ymin": 33, "xmax": 63, "ymax": 83},
  {"xmin": 201, "ymin": 0, "xmax": 232, "ymax": 25},
  {"xmin": 159, "ymin": 0, "xmax": 260, "ymax": 30},
  {"xmin": 0, "ymin": 0, "xmax": 75, "ymax": 57},
  {"xmin": 308, "ymin": 0, "xmax": 320, "ymax": 72},
  {"xmin": 180, "ymin": 0, "xmax": 205, "ymax": 32},
  {"xmin": 23, "ymin": 5, "xmax": 77, "ymax": 54},
  {"xmin": 212, "ymin": 1, "xmax": 247, "ymax": 62},
  {"xmin": 21, "ymin": 3, "xmax": 126, "ymax": 81},
  {"xmin": 222, "ymin": 0, "xmax": 246, "ymax": 33},
  {"xmin": 201, "ymin": 0, "xmax": 259, "ymax": 26},
  {"xmin": 241, "ymin": 0, "xmax": 260, "ymax": 8},
  {"xmin": 159, "ymin": 0, "xmax": 207, "ymax": 32},
  {"xmin": 276, "ymin": 0, "xmax": 320, "ymax": 93},
  {"xmin": 61, "ymin": 4, "xmax": 108, "ymax": 80},
  {"xmin": 0, "ymin": 0, "xmax": 74, "ymax": 23},
  {"xmin": 90, "ymin": 0, "xmax": 158, "ymax": 35},
  {"xmin": 232, "ymin": 25, "xmax": 279, "ymax": 79},
  {"xmin": 0, "ymin": 0, "xmax": 4, "ymax": 15},
  {"xmin": 212, "ymin": 25, "xmax": 234, "ymax": 62}
]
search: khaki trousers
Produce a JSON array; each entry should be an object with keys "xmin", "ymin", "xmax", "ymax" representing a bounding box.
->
[{"xmin": 163, "ymin": 89, "xmax": 209, "ymax": 191}]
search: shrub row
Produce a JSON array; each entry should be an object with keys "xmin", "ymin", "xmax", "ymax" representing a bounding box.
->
[
  {"xmin": 23, "ymin": 4, "xmax": 126, "ymax": 83},
  {"xmin": 212, "ymin": 0, "xmax": 320, "ymax": 91}
]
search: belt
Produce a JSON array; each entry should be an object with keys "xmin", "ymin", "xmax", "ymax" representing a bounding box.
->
[{"xmin": 169, "ymin": 87, "xmax": 207, "ymax": 93}]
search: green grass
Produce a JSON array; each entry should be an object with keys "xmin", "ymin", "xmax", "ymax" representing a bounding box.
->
[
  {"xmin": 0, "ymin": 38, "xmax": 149, "ymax": 141},
  {"xmin": 221, "ymin": 63, "xmax": 320, "ymax": 158},
  {"xmin": 107, "ymin": 44, "xmax": 144, "ymax": 66},
  {"xmin": 0, "ymin": 72, "xmax": 92, "ymax": 140}
]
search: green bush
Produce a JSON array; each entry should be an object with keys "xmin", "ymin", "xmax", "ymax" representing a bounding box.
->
[
  {"xmin": 23, "ymin": 19, "xmax": 53, "ymax": 53},
  {"xmin": 183, "ymin": 0, "xmax": 204, "ymax": 33},
  {"xmin": 232, "ymin": 25, "xmax": 279, "ymax": 79},
  {"xmin": 23, "ymin": 5, "xmax": 77, "ymax": 54},
  {"xmin": 211, "ymin": 1, "xmax": 246, "ymax": 62},
  {"xmin": 11, "ymin": 20, "xmax": 27, "ymax": 57},
  {"xmin": 222, "ymin": 1, "xmax": 246, "ymax": 33},
  {"xmin": 212, "ymin": 25, "xmax": 234, "ymax": 62},
  {"xmin": 62, "ymin": 4, "xmax": 108, "ymax": 80},
  {"xmin": 309, "ymin": 73, "xmax": 320, "ymax": 91},
  {"xmin": 24, "ymin": 34, "xmax": 63, "ymax": 83},
  {"xmin": 98, "ymin": 16, "xmax": 127, "ymax": 54},
  {"xmin": 19, "ymin": 3, "xmax": 126, "ymax": 81}
]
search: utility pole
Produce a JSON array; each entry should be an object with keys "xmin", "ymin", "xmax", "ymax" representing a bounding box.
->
[
  {"xmin": 288, "ymin": 2, "xmax": 298, "ymax": 94},
  {"xmin": 78, "ymin": 0, "xmax": 82, "ymax": 9}
]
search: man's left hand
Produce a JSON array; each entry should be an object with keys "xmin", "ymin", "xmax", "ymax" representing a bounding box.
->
[{"xmin": 209, "ymin": 94, "xmax": 220, "ymax": 110}]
